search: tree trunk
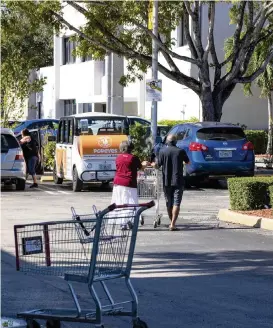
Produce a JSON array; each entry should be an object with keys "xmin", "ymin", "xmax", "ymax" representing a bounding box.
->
[
  {"xmin": 266, "ymin": 92, "xmax": 273, "ymax": 155},
  {"xmin": 200, "ymin": 87, "xmax": 215, "ymax": 121}
]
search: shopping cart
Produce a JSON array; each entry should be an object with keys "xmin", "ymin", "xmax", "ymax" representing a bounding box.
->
[
  {"xmin": 137, "ymin": 168, "xmax": 162, "ymax": 228},
  {"xmin": 14, "ymin": 201, "xmax": 154, "ymax": 328}
]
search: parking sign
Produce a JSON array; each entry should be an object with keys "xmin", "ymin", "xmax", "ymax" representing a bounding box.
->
[{"xmin": 146, "ymin": 79, "xmax": 162, "ymax": 101}]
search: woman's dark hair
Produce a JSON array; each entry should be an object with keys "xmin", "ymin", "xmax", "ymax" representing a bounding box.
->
[
  {"xmin": 22, "ymin": 128, "xmax": 30, "ymax": 137},
  {"xmin": 120, "ymin": 140, "xmax": 134, "ymax": 153}
]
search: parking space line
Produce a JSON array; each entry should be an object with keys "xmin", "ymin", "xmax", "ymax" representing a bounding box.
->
[{"xmin": 44, "ymin": 191, "xmax": 55, "ymax": 195}]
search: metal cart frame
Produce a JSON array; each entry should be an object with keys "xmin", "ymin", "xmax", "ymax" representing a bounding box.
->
[
  {"xmin": 14, "ymin": 201, "xmax": 154, "ymax": 328},
  {"xmin": 137, "ymin": 168, "xmax": 162, "ymax": 228}
]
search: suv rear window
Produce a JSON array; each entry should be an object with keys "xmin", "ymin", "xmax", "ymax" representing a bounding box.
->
[
  {"xmin": 196, "ymin": 127, "xmax": 245, "ymax": 141},
  {"xmin": 1, "ymin": 134, "xmax": 19, "ymax": 152}
]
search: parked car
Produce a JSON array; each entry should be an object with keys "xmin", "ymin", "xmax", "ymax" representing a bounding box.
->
[
  {"xmin": 1, "ymin": 128, "xmax": 26, "ymax": 190},
  {"xmin": 127, "ymin": 116, "xmax": 171, "ymax": 142},
  {"xmin": 13, "ymin": 119, "xmax": 59, "ymax": 135},
  {"xmin": 153, "ymin": 122, "xmax": 255, "ymax": 186}
]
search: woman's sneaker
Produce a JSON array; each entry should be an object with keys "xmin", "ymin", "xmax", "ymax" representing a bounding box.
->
[{"xmin": 29, "ymin": 183, "xmax": 38, "ymax": 188}]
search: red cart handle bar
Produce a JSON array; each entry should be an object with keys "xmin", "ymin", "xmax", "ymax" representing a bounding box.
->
[{"xmin": 108, "ymin": 201, "xmax": 155, "ymax": 212}]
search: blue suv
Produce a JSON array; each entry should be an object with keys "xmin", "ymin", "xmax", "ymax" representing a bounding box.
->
[{"xmin": 153, "ymin": 122, "xmax": 255, "ymax": 185}]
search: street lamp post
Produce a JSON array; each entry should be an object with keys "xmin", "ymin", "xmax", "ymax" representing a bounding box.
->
[{"xmin": 151, "ymin": 0, "xmax": 158, "ymax": 145}]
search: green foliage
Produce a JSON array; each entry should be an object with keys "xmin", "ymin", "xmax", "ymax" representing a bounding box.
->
[
  {"xmin": 129, "ymin": 123, "xmax": 150, "ymax": 162},
  {"xmin": 244, "ymin": 130, "xmax": 268, "ymax": 154},
  {"xmin": 1, "ymin": 1, "xmax": 53, "ymax": 125},
  {"xmin": 268, "ymin": 185, "xmax": 273, "ymax": 207},
  {"xmin": 228, "ymin": 176, "xmax": 273, "ymax": 211},
  {"xmin": 158, "ymin": 117, "xmax": 199, "ymax": 128},
  {"xmin": 43, "ymin": 141, "xmax": 56, "ymax": 170}
]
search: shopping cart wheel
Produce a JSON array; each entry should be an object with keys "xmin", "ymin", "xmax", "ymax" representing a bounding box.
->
[
  {"xmin": 140, "ymin": 215, "xmax": 144, "ymax": 226},
  {"xmin": 133, "ymin": 318, "xmax": 148, "ymax": 328},
  {"xmin": 46, "ymin": 319, "xmax": 61, "ymax": 328},
  {"xmin": 26, "ymin": 319, "xmax": 41, "ymax": 328}
]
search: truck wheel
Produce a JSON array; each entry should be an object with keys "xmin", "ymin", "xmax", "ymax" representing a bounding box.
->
[
  {"xmin": 53, "ymin": 164, "xmax": 63, "ymax": 185},
  {"xmin": 16, "ymin": 179, "xmax": 26, "ymax": 191},
  {"xmin": 72, "ymin": 167, "xmax": 83, "ymax": 192}
]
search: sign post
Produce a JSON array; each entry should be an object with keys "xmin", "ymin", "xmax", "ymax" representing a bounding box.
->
[{"xmin": 151, "ymin": 0, "xmax": 158, "ymax": 146}]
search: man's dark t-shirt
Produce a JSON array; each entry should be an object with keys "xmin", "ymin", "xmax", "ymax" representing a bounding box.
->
[{"xmin": 158, "ymin": 144, "xmax": 189, "ymax": 187}]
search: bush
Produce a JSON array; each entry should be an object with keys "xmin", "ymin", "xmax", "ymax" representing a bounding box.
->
[
  {"xmin": 269, "ymin": 185, "xmax": 273, "ymax": 206},
  {"xmin": 158, "ymin": 117, "xmax": 199, "ymax": 128},
  {"xmin": 43, "ymin": 141, "xmax": 56, "ymax": 170},
  {"xmin": 228, "ymin": 176, "xmax": 273, "ymax": 211},
  {"xmin": 129, "ymin": 123, "xmax": 150, "ymax": 162},
  {"xmin": 244, "ymin": 130, "xmax": 267, "ymax": 154}
]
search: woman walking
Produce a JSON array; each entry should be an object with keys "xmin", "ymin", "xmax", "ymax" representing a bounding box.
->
[
  {"xmin": 20, "ymin": 129, "xmax": 39, "ymax": 188},
  {"xmin": 112, "ymin": 140, "xmax": 149, "ymax": 226}
]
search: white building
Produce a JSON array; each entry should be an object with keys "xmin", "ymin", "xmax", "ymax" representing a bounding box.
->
[{"xmin": 28, "ymin": 3, "xmax": 269, "ymax": 130}]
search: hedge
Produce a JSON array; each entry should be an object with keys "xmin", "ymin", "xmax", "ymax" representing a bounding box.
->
[
  {"xmin": 228, "ymin": 176, "xmax": 273, "ymax": 211},
  {"xmin": 158, "ymin": 117, "xmax": 199, "ymax": 128},
  {"xmin": 244, "ymin": 130, "xmax": 267, "ymax": 155},
  {"xmin": 269, "ymin": 185, "xmax": 273, "ymax": 206}
]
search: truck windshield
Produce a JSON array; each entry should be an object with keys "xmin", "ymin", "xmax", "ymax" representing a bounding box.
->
[{"xmin": 75, "ymin": 117, "xmax": 129, "ymax": 136}]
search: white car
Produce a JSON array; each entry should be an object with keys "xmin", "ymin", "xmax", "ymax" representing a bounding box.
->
[{"xmin": 1, "ymin": 128, "xmax": 26, "ymax": 190}]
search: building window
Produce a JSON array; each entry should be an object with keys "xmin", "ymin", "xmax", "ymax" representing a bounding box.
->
[
  {"xmin": 102, "ymin": 104, "xmax": 106, "ymax": 113},
  {"xmin": 177, "ymin": 17, "xmax": 189, "ymax": 47},
  {"xmin": 63, "ymin": 37, "xmax": 76, "ymax": 64},
  {"xmin": 81, "ymin": 54, "xmax": 92, "ymax": 62},
  {"xmin": 64, "ymin": 100, "xmax": 76, "ymax": 116},
  {"xmin": 78, "ymin": 103, "xmax": 92, "ymax": 113}
]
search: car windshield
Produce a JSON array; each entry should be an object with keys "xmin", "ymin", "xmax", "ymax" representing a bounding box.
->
[
  {"xmin": 1, "ymin": 134, "xmax": 19, "ymax": 152},
  {"xmin": 196, "ymin": 127, "xmax": 245, "ymax": 141},
  {"xmin": 75, "ymin": 117, "xmax": 129, "ymax": 135}
]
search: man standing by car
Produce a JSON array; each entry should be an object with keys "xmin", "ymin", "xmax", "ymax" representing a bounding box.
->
[
  {"xmin": 153, "ymin": 134, "xmax": 190, "ymax": 231},
  {"xmin": 20, "ymin": 129, "xmax": 39, "ymax": 188}
]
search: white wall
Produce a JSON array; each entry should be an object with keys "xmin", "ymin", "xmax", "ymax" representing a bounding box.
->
[{"xmin": 37, "ymin": 66, "xmax": 55, "ymax": 118}]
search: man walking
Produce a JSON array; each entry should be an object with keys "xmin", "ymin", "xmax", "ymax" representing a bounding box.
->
[{"xmin": 154, "ymin": 134, "xmax": 189, "ymax": 231}]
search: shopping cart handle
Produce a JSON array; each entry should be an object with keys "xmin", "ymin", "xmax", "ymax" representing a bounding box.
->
[{"xmin": 108, "ymin": 201, "xmax": 155, "ymax": 210}]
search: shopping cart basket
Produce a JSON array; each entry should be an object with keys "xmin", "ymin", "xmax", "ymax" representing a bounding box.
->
[
  {"xmin": 137, "ymin": 168, "xmax": 162, "ymax": 228},
  {"xmin": 14, "ymin": 201, "xmax": 154, "ymax": 328}
]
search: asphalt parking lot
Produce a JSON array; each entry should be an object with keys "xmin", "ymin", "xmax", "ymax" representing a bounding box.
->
[{"xmin": 1, "ymin": 181, "xmax": 273, "ymax": 328}]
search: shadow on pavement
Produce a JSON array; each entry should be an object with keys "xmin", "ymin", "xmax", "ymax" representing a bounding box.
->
[{"xmin": 2, "ymin": 248, "xmax": 273, "ymax": 328}]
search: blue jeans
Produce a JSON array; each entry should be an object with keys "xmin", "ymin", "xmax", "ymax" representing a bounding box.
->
[{"xmin": 27, "ymin": 156, "xmax": 38, "ymax": 175}]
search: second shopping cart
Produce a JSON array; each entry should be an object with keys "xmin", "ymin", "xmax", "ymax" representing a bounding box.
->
[{"xmin": 137, "ymin": 168, "xmax": 163, "ymax": 228}]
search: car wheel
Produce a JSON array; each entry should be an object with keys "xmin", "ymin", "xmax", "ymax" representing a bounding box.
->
[
  {"xmin": 16, "ymin": 179, "xmax": 26, "ymax": 191},
  {"xmin": 53, "ymin": 163, "xmax": 63, "ymax": 185},
  {"xmin": 72, "ymin": 167, "xmax": 83, "ymax": 192}
]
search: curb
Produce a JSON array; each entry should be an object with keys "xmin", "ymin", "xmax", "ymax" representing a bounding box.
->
[
  {"xmin": 40, "ymin": 176, "xmax": 54, "ymax": 182},
  {"xmin": 218, "ymin": 209, "xmax": 273, "ymax": 231}
]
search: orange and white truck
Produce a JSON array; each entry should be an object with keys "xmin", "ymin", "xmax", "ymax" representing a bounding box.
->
[{"xmin": 53, "ymin": 113, "xmax": 129, "ymax": 191}]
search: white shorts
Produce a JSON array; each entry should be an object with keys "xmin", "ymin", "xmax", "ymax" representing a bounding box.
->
[{"xmin": 110, "ymin": 185, "xmax": 138, "ymax": 225}]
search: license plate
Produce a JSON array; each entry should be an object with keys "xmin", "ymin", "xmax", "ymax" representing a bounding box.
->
[
  {"xmin": 219, "ymin": 150, "xmax": 232, "ymax": 158},
  {"xmin": 99, "ymin": 164, "xmax": 111, "ymax": 170}
]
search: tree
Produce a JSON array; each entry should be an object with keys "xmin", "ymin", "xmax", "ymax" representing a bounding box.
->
[
  {"xmin": 235, "ymin": 37, "xmax": 273, "ymax": 154},
  {"xmin": 8, "ymin": 0, "xmax": 273, "ymax": 121},
  {"xmin": 1, "ymin": 2, "xmax": 53, "ymax": 126}
]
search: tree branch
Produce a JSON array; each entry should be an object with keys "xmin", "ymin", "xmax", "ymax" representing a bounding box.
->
[
  {"xmin": 203, "ymin": 2, "xmax": 215, "ymax": 61},
  {"xmin": 132, "ymin": 20, "xmax": 200, "ymax": 65},
  {"xmin": 235, "ymin": 50, "xmax": 273, "ymax": 83},
  {"xmin": 189, "ymin": 1, "xmax": 204, "ymax": 58},
  {"xmin": 232, "ymin": 1, "xmax": 247, "ymax": 62},
  {"xmin": 183, "ymin": 1, "xmax": 194, "ymax": 18},
  {"xmin": 183, "ymin": 10, "xmax": 198, "ymax": 60},
  {"xmin": 50, "ymin": 7, "xmax": 201, "ymax": 94},
  {"xmin": 157, "ymin": 35, "xmax": 180, "ymax": 72}
]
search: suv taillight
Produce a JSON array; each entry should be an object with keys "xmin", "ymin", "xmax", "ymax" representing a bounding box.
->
[
  {"xmin": 15, "ymin": 154, "xmax": 24, "ymax": 160},
  {"xmin": 242, "ymin": 142, "xmax": 254, "ymax": 150},
  {"xmin": 189, "ymin": 142, "xmax": 208, "ymax": 151}
]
